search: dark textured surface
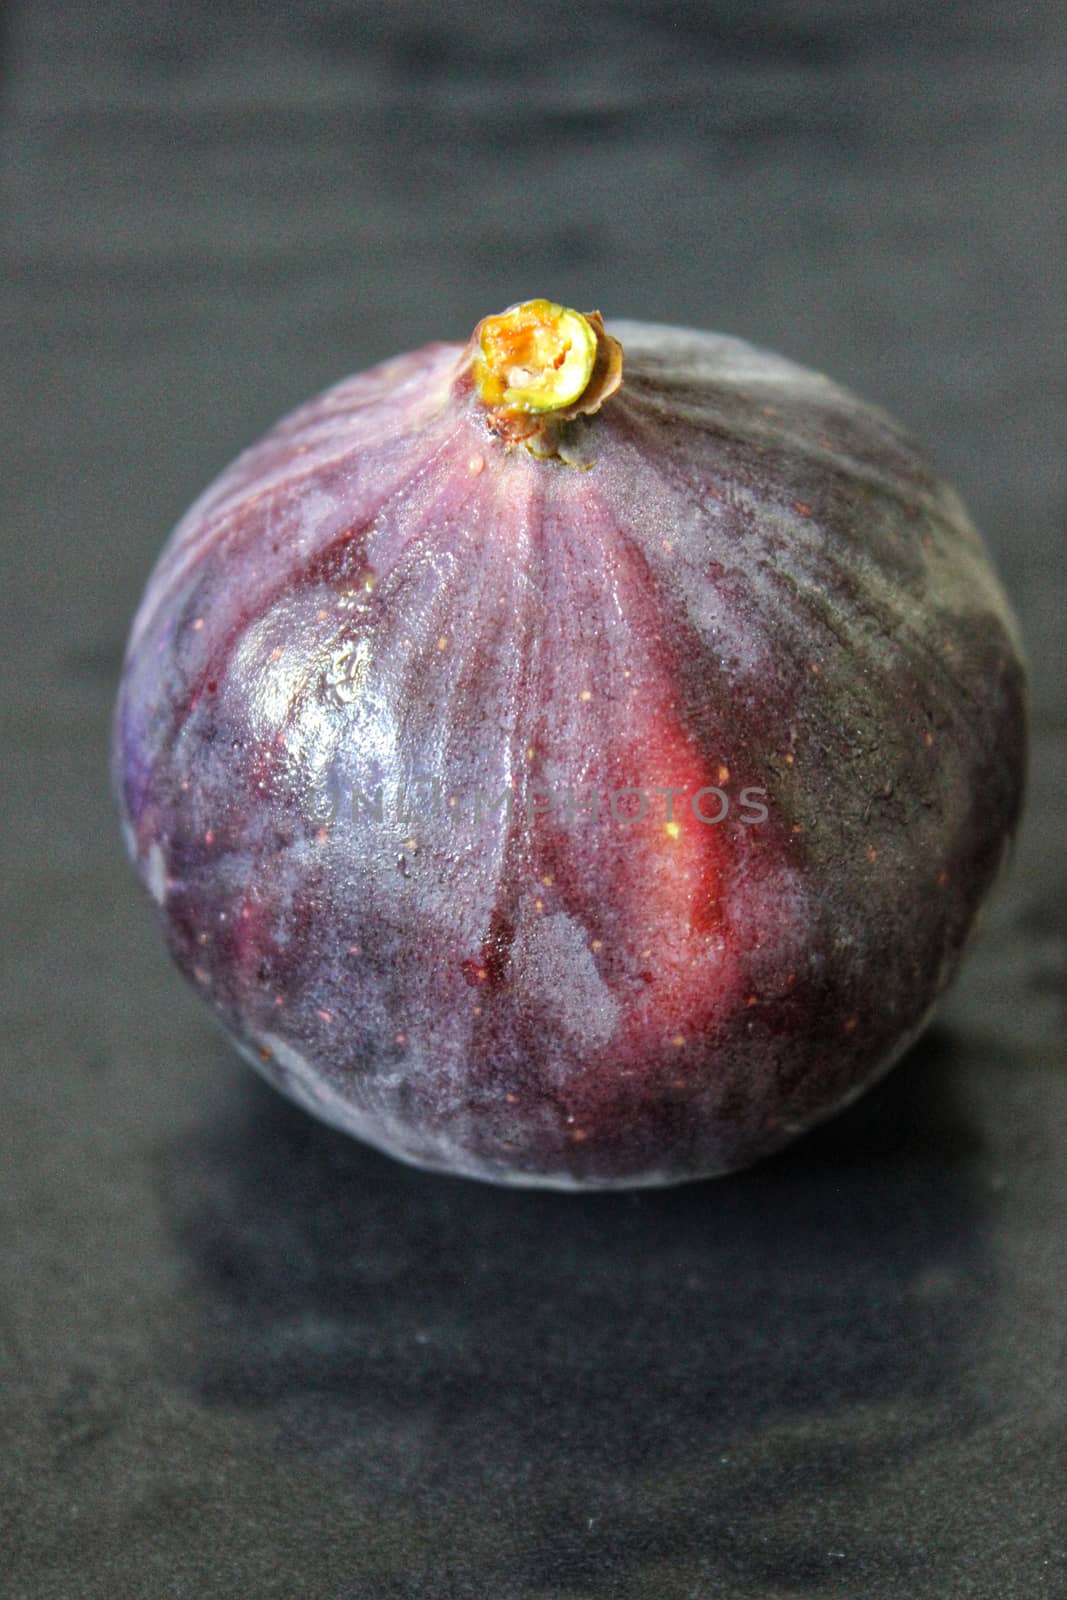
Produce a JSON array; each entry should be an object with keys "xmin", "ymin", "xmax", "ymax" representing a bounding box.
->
[{"xmin": 2, "ymin": 2, "xmax": 1064, "ymax": 1595}]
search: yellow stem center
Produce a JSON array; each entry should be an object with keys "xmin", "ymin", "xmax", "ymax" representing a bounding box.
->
[{"xmin": 473, "ymin": 299, "xmax": 598, "ymax": 415}]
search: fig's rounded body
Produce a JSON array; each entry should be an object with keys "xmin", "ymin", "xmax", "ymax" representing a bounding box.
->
[{"xmin": 114, "ymin": 319, "xmax": 1025, "ymax": 1187}]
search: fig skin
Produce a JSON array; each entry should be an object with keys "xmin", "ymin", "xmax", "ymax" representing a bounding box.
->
[{"xmin": 113, "ymin": 317, "xmax": 1026, "ymax": 1188}]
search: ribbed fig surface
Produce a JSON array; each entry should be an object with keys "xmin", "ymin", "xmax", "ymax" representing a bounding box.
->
[{"xmin": 113, "ymin": 311, "xmax": 1025, "ymax": 1187}]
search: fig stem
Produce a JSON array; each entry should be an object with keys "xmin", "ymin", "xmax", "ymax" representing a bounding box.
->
[{"xmin": 470, "ymin": 300, "xmax": 623, "ymax": 444}]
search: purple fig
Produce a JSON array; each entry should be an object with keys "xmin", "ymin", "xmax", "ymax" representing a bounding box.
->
[{"xmin": 113, "ymin": 299, "xmax": 1026, "ymax": 1187}]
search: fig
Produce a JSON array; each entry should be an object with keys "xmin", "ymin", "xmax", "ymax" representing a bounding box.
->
[{"xmin": 113, "ymin": 299, "xmax": 1026, "ymax": 1188}]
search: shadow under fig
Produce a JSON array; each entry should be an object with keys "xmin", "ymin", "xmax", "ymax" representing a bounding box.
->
[{"xmin": 156, "ymin": 1023, "xmax": 997, "ymax": 1595}]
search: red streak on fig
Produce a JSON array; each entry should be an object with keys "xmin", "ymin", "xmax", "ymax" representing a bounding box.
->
[{"xmin": 113, "ymin": 304, "xmax": 1026, "ymax": 1187}]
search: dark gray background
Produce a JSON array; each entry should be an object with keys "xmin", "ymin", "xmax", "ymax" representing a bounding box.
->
[{"xmin": 2, "ymin": 3, "xmax": 1064, "ymax": 1596}]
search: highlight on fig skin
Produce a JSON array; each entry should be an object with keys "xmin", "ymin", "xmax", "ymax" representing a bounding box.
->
[{"xmin": 112, "ymin": 291, "xmax": 1027, "ymax": 1189}]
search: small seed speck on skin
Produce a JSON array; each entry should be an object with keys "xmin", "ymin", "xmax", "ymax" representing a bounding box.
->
[
  {"xmin": 437, "ymin": 635, "xmax": 449, "ymax": 651},
  {"xmin": 580, "ymin": 689, "xmax": 592, "ymax": 701},
  {"xmin": 468, "ymin": 454, "xmax": 485, "ymax": 475},
  {"xmin": 192, "ymin": 617, "xmax": 204, "ymax": 630}
]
